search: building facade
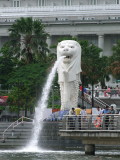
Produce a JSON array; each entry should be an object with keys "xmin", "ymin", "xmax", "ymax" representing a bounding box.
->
[
  {"xmin": 0, "ymin": 0, "xmax": 120, "ymax": 7},
  {"xmin": 0, "ymin": 0, "xmax": 120, "ymax": 82}
]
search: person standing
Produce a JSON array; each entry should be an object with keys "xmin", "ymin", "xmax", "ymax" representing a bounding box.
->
[
  {"xmin": 104, "ymin": 86, "xmax": 111, "ymax": 97},
  {"xmin": 96, "ymin": 106, "xmax": 102, "ymax": 115},
  {"xmin": 68, "ymin": 108, "xmax": 76, "ymax": 130},
  {"xmin": 94, "ymin": 106, "xmax": 102, "ymax": 129},
  {"xmin": 80, "ymin": 106, "xmax": 87, "ymax": 129},
  {"xmin": 75, "ymin": 105, "xmax": 81, "ymax": 115},
  {"xmin": 110, "ymin": 106, "xmax": 115, "ymax": 114},
  {"xmin": 69, "ymin": 108, "xmax": 76, "ymax": 115},
  {"xmin": 95, "ymin": 85, "xmax": 99, "ymax": 97},
  {"xmin": 102, "ymin": 105, "xmax": 110, "ymax": 130},
  {"xmin": 75, "ymin": 105, "xmax": 81, "ymax": 129},
  {"xmin": 109, "ymin": 106, "xmax": 115, "ymax": 130}
]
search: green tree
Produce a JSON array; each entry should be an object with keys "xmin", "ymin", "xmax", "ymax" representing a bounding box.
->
[
  {"xmin": 7, "ymin": 84, "xmax": 35, "ymax": 117},
  {"xmin": 81, "ymin": 41, "xmax": 109, "ymax": 87},
  {"xmin": 98, "ymin": 56, "xmax": 110, "ymax": 88},
  {"xmin": 7, "ymin": 61, "xmax": 51, "ymax": 116},
  {"xmin": 108, "ymin": 41, "xmax": 120, "ymax": 80},
  {"xmin": 0, "ymin": 17, "xmax": 51, "ymax": 87},
  {"xmin": 0, "ymin": 17, "xmax": 57, "ymax": 115},
  {"xmin": 81, "ymin": 42, "xmax": 109, "ymax": 107},
  {"xmin": 0, "ymin": 43, "xmax": 16, "ymax": 87},
  {"xmin": 9, "ymin": 17, "xmax": 49, "ymax": 64}
]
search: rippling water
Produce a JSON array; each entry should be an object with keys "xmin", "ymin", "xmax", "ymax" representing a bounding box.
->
[{"xmin": 0, "ymin": 149, "xmax": 120, "ymax": 160}]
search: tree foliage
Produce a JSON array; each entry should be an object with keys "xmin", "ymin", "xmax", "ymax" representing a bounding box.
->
[
  {"xmin": 7, "ymin": 84, "xmax": 35, "ymax": 113},
  {"xmin": 108, "ymin": 41, "xmax": 120, "ymax": 79},
  {"xmin": 0, "ymin": 43, "xmax": 16, "ymax": 86},
  {"xmin": 0, "ymin": 17, "xmax": 56, "ymax": 113},
  {"xmin": 81, "ymin": 41, "xmax": 109, "ymax": 87},
  {"xmin": 8, "ymin": 17, "xmax": 49, "ymax": 64},
  {"xmin": 7, "ymin": 61, "xmax": 51, "ymax": 112}
]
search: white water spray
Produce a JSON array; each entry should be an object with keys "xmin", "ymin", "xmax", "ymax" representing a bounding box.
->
[{"xmin": 25, "ymin": 57, "xmax": 64, "ymax": 150}]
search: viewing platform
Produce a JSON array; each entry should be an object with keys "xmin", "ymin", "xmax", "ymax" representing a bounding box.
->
[{"xmin": 59, "ymin": 114, "xmax": 120, "ymax": 155}]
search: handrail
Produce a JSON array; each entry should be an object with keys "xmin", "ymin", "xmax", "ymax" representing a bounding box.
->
[
  {"xmin": 2, "ymin": 116, "xmax": 33, "ymax": 142},
  {"xmin": 95, "ymin": 96, "xmax": 108, "ymax": 106},
  {"xmin": 63, "ymin": 114, "xmax": 120, "ymax": 117},
  {"xmin": 60, "ymin": 114, "xmax": 120, "ymax": 131},
  {"xmin": 83, "ymin": 92, "xmax": 108, "ymax": 108},
  {"xmin": 93, "ymin": 96, "xmax": 108, "ymax": 108}
]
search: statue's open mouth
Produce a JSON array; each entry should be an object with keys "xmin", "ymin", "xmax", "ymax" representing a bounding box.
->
[{"xmin": 64, "ymin": 55, "xmax": 72, "ymax": 59}]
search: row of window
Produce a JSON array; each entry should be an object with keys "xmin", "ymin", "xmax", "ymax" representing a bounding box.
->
[{"xmin": 13, "ymin": 0, "xmax": 120, "ymax": 7}]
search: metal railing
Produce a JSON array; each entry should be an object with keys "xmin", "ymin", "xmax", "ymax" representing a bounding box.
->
[
  {"xmin": 94, "ymin": 96, "xmax": 108, "ymax": 108},
  {"xmin": 83, "ymin": 92, "xmax": 108, "ymax": 108},
  {"xmin": 2, "ymin": 116, "xmax": 33, "ymax": 142},
  {"xmin": 79, "ymin": 89, "xmax": 120, "ymax": 108},
  {"xmin": 83, "ymin": 89, "xmax": 120, "ymax": 98},
  {"xmin": 60, "ymin": 114, "xmax": 120, "ymax": 131},
  {"xmin": 96, "ymin": 89, "xmax": 120, "ymax": 98}
]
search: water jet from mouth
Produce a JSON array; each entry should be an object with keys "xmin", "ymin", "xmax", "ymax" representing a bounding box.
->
[{"xmin": 24, "ymin": 57, "xmax": 64, "ymax": 151}]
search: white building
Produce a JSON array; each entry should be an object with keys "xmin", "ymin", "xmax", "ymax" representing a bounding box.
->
[{"xmin": 0, "ymin": 0, "xmax": 120, "ymax": 84}]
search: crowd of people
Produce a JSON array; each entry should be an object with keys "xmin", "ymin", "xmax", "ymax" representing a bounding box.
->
[
  {"xmin": 69, "ymin": 105, "xmax": 87, "ymax": 116},
  {"xmin": 67, "ymin": 104, "xmax": 118, "ymax": 130},
  {"xmin": 79, "ymin": 84, "xmax": 120, "ymax": 98},
  {"xmin": 94, "ymin": 105, "xmax": 116, "ymax": 130},
  {"xmin": 103, "ymin": 85, "xmax": 120, "ymax": 97}
]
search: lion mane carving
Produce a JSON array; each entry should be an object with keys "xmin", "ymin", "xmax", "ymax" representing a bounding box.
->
[{"xmin": 57, "ymin": 40, "xmax": 82, "ymax": 110}]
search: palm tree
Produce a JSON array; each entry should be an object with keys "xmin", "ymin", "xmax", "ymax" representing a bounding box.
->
[{"xmin": 9, "ymin": 17, "xmax": 49, "ymax": 64}]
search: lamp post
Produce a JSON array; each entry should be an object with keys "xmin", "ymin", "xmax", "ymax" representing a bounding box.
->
[
  {"xmin": 81, "ymin": 74, "xmax": 84, "ymax": 107},
  {"xmin": 52, "ymin": 88, "xmax": 54, "ymax": 110},
  {"xmin": 91, "ymin": 81, "xmax": 94, "ymax": 108},
  {"xmin": 25, "ymin": 97, "xmax": 28, "ymax": 117}
]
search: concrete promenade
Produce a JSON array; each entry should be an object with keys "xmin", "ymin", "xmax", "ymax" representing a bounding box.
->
[{"xmin": 59, "ymin": 114, "xmax": 120, "ymax": 155}]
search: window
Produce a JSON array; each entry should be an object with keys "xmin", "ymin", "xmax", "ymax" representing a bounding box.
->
[
  {"xmin": 38, "ymin": 0, "xmax": 46, "ymax": 6},
  {"xmin": 65, "ymin": 0, "xmax": 71, "ymax": 6},
  {"xmin": 90, "ymin": 0, "xmax": 97, "ymax": 5},
  {"xmin": 116, "ymin": 0, "xmax": 120, "ymax": 4},
  {"xmin": 13, "ymin": 0, "xmax": 20, "ymax": 7}
]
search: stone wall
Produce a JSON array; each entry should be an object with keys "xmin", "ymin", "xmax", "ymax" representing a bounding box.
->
[
  {"xmin": 0, "ymin": 121, "xmax": 82, "ymax": 150},
  {"xmin": 39, "ymin": 122, "xmax": 82, "ymax": 150}
]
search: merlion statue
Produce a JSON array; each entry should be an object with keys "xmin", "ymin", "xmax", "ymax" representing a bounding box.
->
[{"xmin": 57, "ymin": 40, "xmax": 82, "ymax": 110}]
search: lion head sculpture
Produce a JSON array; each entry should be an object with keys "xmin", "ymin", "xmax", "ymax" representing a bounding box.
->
[{"xmin": 57, "ymin": 40, "xmax": 82, "ymax": 83}]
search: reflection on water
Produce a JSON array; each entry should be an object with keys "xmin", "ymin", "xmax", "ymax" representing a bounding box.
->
[{"xmin": 0, "ymin": 149, "xmax": 120, "ymax": 160}]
